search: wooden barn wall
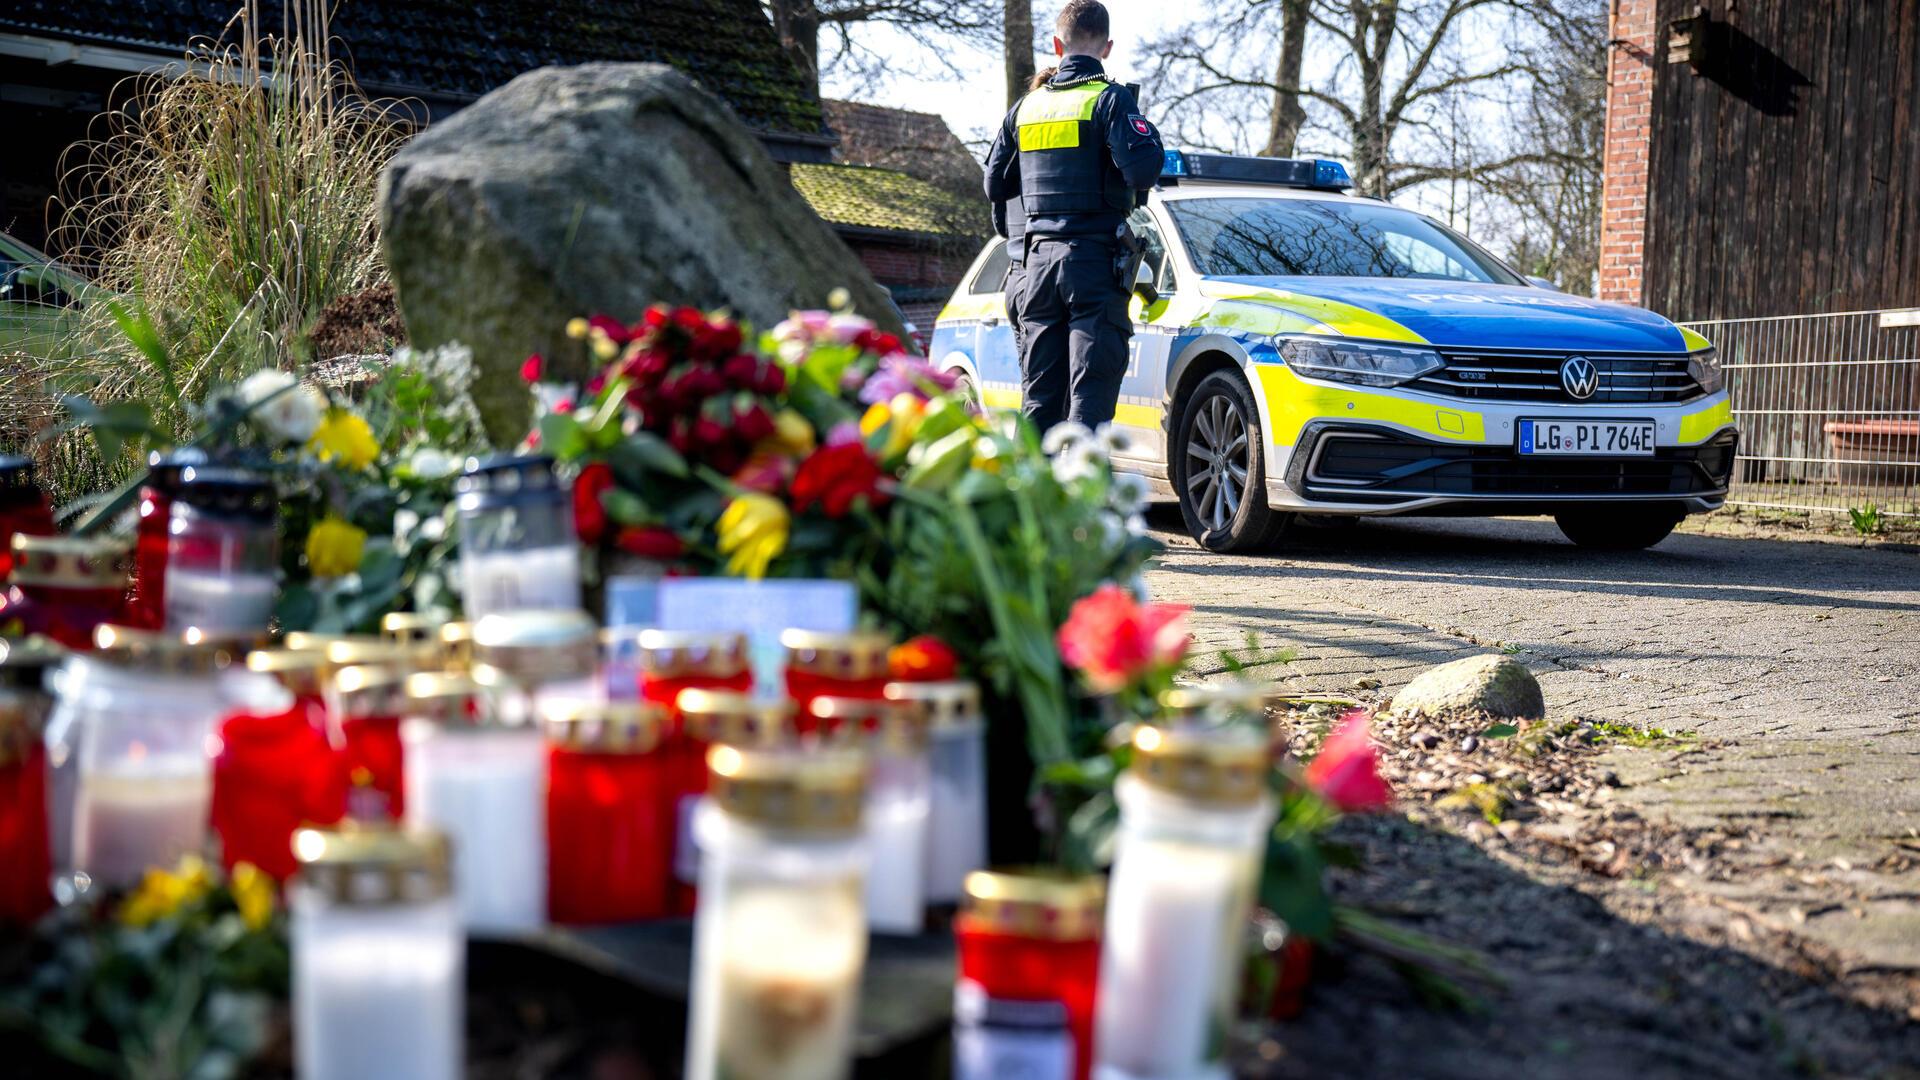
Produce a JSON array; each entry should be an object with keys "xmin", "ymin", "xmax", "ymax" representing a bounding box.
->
[{"xmin": 1643, "ymin": 0, "xmax": 1920, "ymax": 321}]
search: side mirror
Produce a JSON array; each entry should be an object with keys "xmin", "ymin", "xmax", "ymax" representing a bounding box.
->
[
  {"xmin": 1527, "ymin": 275, "xmax": 1560, "ymax": 292},
  {"xmin": 1132, "ymin": 262, "xmax": 1159, "ymax": 306}
]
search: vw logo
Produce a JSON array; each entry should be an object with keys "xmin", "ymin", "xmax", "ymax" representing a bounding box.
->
[{"xmin": 1560, "ymin": 355, "xmax": 1600, "ymax": 400}]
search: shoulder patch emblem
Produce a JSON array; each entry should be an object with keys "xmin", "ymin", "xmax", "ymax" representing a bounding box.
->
[{"xmin": 1130, "ymin": 115, "xmax": 1152, "ymax": 136}]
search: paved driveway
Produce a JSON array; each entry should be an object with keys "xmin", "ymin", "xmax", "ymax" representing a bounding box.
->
[{"xmin": 1144, "ymin": 512, "xmax": 1920, "ymax": 971}]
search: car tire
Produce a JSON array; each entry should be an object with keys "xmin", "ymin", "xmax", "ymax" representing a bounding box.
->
[
  {"xmin": 1553, "ymin": 505, "xmax": 1684, "ymax": 550},
  {"xmin": 1171, "ymin": 370, "xmax": 1292, "ymax": 552}
]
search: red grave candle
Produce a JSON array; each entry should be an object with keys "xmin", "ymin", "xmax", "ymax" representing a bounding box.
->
[
  {"xmin": 326, "ymin": 658, "xmax": 420, "ymax": 821},
  {"xmin": 545, "ymin": 699, "xmax": 673, "ymax": 924},
  {"xmin": 124, "ymin": 449, "xmax": 205, "ymax": 631},
  {"xmin": 635, "ymin": 631, "xmax": 755, "ymax": 914},
  {"xmin": 954, "ymin": 871, "xmax": 1106, "ymax": 1080},
  {"xmin": 0, "ymin": 454, "xmax": 55, "ymax": 584},
  {"xmin": 780, "ymin": 629, "xmax": 896, "ymax": 731},
  {"xmin": 0, "ymin": 535, "xmax": 132, "ymax": 650},
  {"xmin": 671, "ymin": 688, "xmax": 796, "ymax": 917},
  {"xmin": 0, "ymin": 638, "xmax": 61, "ymax": 924},
  {"xmin": 210, "ymin": 650, "xmax": 346, "ymax": 879}
]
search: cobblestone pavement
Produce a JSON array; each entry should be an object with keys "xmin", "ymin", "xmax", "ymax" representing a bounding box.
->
[{"xmin": 1143, "ymin": 510, "xmax": 1920, "ymax": 987}]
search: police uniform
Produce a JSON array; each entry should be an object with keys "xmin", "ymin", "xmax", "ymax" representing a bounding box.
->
[
  {"xmin": 993, "ymin": 196, "xmax": 1032, "ymax": 360},
  {"xmin": 983, "ymin": 54, "xmax": 1163, "ymax": 431}
]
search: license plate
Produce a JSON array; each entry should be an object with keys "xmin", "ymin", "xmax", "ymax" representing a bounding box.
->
[{"xmin": 1518, "ymin": 419, "xmax": 1656, "ymax": 456}]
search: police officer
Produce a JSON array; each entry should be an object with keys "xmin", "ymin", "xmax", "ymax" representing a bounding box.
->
[
  {"xmin": 984, "ymin": 1, "xmax": 1163, "ymax": 432},
  {"xmin": 991, "ymin": 65, "xmax": 1056, "ymax": 367}
]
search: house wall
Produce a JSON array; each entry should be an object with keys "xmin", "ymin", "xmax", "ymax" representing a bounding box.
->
[{"xmin": 1603, "ymin": 0, "xmax": 1920, "ymax": 320}]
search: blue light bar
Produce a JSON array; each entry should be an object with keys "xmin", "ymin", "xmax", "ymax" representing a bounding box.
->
[{"xmin": 1158, "ymin": 150, "xmax": 1352, "ymax": 191}]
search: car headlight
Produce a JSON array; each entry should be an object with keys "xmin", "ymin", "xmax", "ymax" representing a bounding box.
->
[
  {"xmin": 1686, "ymin": 347, "xmax": 1723, "ymax": 395},
  {"xmin": 1274, "ymin": 335, "xmax": 1445, "ymax": 388}
]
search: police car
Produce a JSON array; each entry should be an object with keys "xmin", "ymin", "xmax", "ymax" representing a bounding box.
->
[{"xmin": 931, "ymin": 151, "xmax": 1737, "ymax": 552}]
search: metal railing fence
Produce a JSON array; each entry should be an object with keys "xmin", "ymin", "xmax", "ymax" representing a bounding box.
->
[{"xmin": 1681, "ymin": 309, "xmax": 1920, "ymax": 518}]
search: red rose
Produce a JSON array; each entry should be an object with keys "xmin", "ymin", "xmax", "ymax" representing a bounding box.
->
[
  {"xmin": 520, "ymin": 354, "xmax": 544, "ymax": 383},
  {"xmin": 889, "ymin": 635, "xmax": 958, "ymax": 681},
  {"xmin": 642, "ymin": 307, "xmax": 669, "ymax": 330},
  {"xmin": 693, "ymin": 417, "xmax": 729, "ymax": 446},
  {"xmin": 721, "ymin": 354, "xmax": 759, "ymax": 389},
  {"xmin": 754, "ymin": 362, "xmax": 787, "ymax": 396},
  {"xmin": 791, "ymin": 443, "xmax": 890, "ymax": 517},
  {"xmin": 1304, "ymin": 710, "xmax": 1392, "ymax": 813},
  {"xmin": 614, "ymin": 525, "xmax": 685, "ymax": 559},
  {"xmin": 853, "ymin": 329, "xmax": 905, "ymax": 357},
  {"xmin": 735, "ymin": 402, "xmax": 775, "ymax": 441},
  {"xmin": 572, "ymin": 462, "xmax": 615, "ymax": 545},
  {"xmin": 1055, "ymin": 584, "xmax": 1189, "ymax": 693}
]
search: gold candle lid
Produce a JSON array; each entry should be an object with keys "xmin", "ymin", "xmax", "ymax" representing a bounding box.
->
[
  {"xmin": 381, "ymin": 612, "xmax": 445, "ymax": 644},
  {"xmin": 324, "ymin": 638, "xmax": 437, "ymax": 680},
  {"xmin": 1160, "ymin": 683, "xmax": 1282, "ymax": 724},
  {"xmin": 961, "ymin": 870, "xmax": 1106, "ymax": 940},
  {"xmin": 330, "ymin": 664, "xmax": 410, "ymax": 718},
  {"xmin": 10, "ymin": 534, "xmax": 132, "ymax": 589},
  {"xmin": 283, "ymin": 631, "xmax": 376, "ymax": 653},
  {"xmin": 630, "ymin": 629, "xmax": 750, "ymax": 680},
  {"xmin": 1129, "ymin": 724, "xmax": 1271, "ymax": 805},
  {"xmin": 780, "ymin": 628, "xmax": 895, "ymax": 681},
  {"xmin": 675, "ymin": 688, "xmax": 794, "ymax": 745},
  {"xmin": 809, "ymin": 694, "xmax": 930, "ymax": 752},
  {"xmin": 246, "ymin": 648, "xmax": 332, "ymax": 697},
  {"xmin": 883, "ymin": 679, "xmax": 982, "ymax": 730},
  {"xmin": 402, "ymin": 670, "xmax": 485, "ymax": 724},
  {"xmin": 707, "ymin": 743, "xmax": 867, "ymax": 833},
  {"xmin": 544, "ymin": 699, "xmax": 668, "ymax": 754},
  {"xmin": 293, "ymin": 824, "xmax": 452, "ymax": 904},
  {"xmin": 471, "ymin": 610, "xmax": 597, "ymax": 685},
  {"xmin": 439, "ymin": 621, "xmax": 474, "ymax": 673},
  {"xmin": 93, "ymin": 624, "xmax": 251, "ymax": 674}
]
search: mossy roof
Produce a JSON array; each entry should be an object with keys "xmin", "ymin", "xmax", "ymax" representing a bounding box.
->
[
  {"xmin": 0, "ymin": 0, "xmax": 826, "ymax": 138},
  {"xmin": 791, "ymin": 163, "xmax": 982, "ymax": 239}
]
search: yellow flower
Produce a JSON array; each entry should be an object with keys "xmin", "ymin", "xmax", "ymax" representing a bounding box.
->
[
  {"xmin": 566, "ymin": 317, "xmax": 590, "ymax": 340},
  {"xmin": 306, "ymin": 516, "xmax": 367, "ymax": 578},
  {"xmin": 119, "ymin": 854, "xmax": 215, "ymax": 927},
  {"xmin": 767, "ymin": 409, "xmax": 816, "ymax": 456},
  {"xmin": 859, "ymin": 401, "xmax": 891, "ymax": 438},
  {"xmin": 308, "ymin": 409, "xmax": 380, "ymax": 470},
  {"xmin": 716, "ymin": 492, "xmax": 789, "ymax": 579},
  {"xmin": 230, "ymin": 861, "xmax": 275, "ymax": 931},
  {"xmin": 859, "ymin": 394, "xmax": 925, "ymax": 460}
]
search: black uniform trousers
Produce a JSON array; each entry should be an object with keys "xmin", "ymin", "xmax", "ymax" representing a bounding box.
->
[{"xmin": 1017, "ymin": 236, "xmax": 1133, "ymax": 432}]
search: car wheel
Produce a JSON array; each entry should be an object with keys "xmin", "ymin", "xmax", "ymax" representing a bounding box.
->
[
  {"xmin": 1553, "ymin": 505, "xmax": 1684, "ymax": 550},
  {"xmin": 1171, "ymin": 370, "xmax": 1292, "ymax": 552}
]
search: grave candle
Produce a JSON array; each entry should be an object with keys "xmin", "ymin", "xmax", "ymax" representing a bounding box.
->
[
  {"xmin": 954, "ymin": 870, "xmax": 1106, "ymax": 1080},
  {"xmin": 672, "ymin": 689, "xmax": 795, "ymax": 915},
  {"xmin": 125, "ymin": 448, "xmax": 204, "ymax": 630},
  {"xmin": 0, "ymin": 638, "xmax": 61, "ymax": 922},
  {"xmin": 885, "ymin": 679, "xmax": 986, "ymax": 905},
  {"xmin": 210, "ymin": 649, "xmax": 345, "ymax": 879},
  {"xmin": 544, "ymin": 699, "xmax": 672, "ymax": 924},
  {"xmin": 0, "ymin": 454, "xmax": 54, "ymax": 583},
  {"xmin": 686, "ymin": 745, "xmax": 869, "ymax": 1080},
  {"xmin": 163, "ymin": 465, "xmax": 278, "ymax": 634},
  {"xmin": 469, "ymin": 609, "xmax": 600, "ymax": 728},
  {"xmin": 0, "ymin": 534, "xmax": 133, "ymax": 650},
  {"xmin": 324, "ymin": 657, "xmax": 420, "ymax": 822},
  {"xmin": 812, "ymin": 694, "xmax": 932, "ymax": 934},
  {"xmin": 781, "ymin": 629, "xmax": 896, "ymax": 726},
  {"xmin": 402, "ymin": 670, "xmax": 546, "ymax": 933},
  {"xmin": 291, "ymin": 825, "xmax": 461, "ymax": 1080},
  {"xmin": 637, "ymin": 630, "xmax": 755, "ymax": 913},
  {"xmin": 454, "ymin": 454, "xmax": 581, "ymax": 619},
  {"xmin": 1093, "ymin": 723, "xmax": 1274, "ymax": 1080}
]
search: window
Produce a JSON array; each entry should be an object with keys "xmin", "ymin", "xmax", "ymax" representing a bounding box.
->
[
  {"xmin": 1127, "ymin": 209, "xmax": 1178, "ymax": 294},
  {"xmin": 1165, "ymin": 197, "xmax": 1522, "ymax": 284},
  {"xmin": 968, "ymin": 241, "xmax": 1011, "ymax": 295}
]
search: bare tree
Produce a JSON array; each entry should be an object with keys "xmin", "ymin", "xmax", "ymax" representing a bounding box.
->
[
  {"xmin": 1263, "ymin": 0, "xmax": 1309, "ymax": 156},
  {"xmin": 765, "ymin": 0, "xmax": 1000, "ymax": 94},
  {"xmin": 1005, "ymin": 0, "xmax": 1035, "ymax": 110},
  {"xmin": 1149, "ymin": 0, "xmax": 1563, "ymax": 198}
]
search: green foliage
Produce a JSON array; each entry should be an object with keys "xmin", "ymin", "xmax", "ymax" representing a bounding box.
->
[{"xmin": 1848, "ymin": 502, "xmax": 1884, "ymax": 536}]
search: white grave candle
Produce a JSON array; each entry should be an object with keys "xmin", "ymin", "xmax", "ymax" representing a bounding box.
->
[
  {"xmin": 459, "ymin": 545, "xmax": 581, "ymax": 619},
  {"xmin": 73, "ymin": 763, "xmax": 211, "ymax": 889},
  {"xmin": 162, "ymin": 568, "xmax": 279, "ymax": 633},
  {"xmin": 864, "ymin": 786, "xmax": 930, "ymax": 934},
  {"xmin": 403, "ymin": 724, "xmax": 547, "ymax": 933},
  {"xmin": 703, "ymin": 880, "xmax": 866, "ymax": 1080}
]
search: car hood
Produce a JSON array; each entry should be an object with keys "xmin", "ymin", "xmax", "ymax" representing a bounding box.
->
[{"xmin": 1202, "ymin": 276, "xmax": 1694, "ymax": 353}]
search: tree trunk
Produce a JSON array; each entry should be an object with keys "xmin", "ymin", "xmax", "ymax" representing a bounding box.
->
[
  {"xmin": 1004, "ymin": 0, "xmax": 1035, "ymax": 110},
  {"xmin": 1261, "ymin": 0, "xmax": 1309, "ymax": 157},
  {"xmin": 770, "ymin": 0, "xmax": 823, "ymax": 93},
  {"xmin": 1353, "ymin": 3, "xmax": 1394, "ymax": 197}
]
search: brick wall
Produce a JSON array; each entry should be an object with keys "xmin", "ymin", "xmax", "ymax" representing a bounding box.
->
[
  {"xmin": 1599, "ymin": 0, "xmax": 1658, "ymax": 304},
  {"xmin": 853, "ymin": 242, "xmax": 960, "ymax": 288}
]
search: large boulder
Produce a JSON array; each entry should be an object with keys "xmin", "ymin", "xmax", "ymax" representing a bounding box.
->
[
  {"xmin": 1390, "ymin": 654, "xmax": 1546, "ymax": 721},
  {"xmin": 380, "ymin": 63, "xmax": 906, "ymax": 443}
]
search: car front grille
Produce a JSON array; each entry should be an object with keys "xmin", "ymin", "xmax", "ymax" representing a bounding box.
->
[
  {"xmin": 1412, "ymin": 349, "xmax": 1701, "ymax": 404},
  {"xmin": 1301, "ymin": 429, "xmax": 1737, "ymax": 501}
]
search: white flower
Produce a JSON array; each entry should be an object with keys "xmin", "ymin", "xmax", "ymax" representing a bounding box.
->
[
  {"xmin": 393, "ymin": 507, "xmax": 420, "ymax": 539},
  {"xmin": 407, "ymin": 447, "xmax": 459, "ymax": 479},
  {"xmin": 1094, "ymin": 423, "xmax": 1135, "ymax": 457},
  {"xmin": 1041, "ymin": 421, "xmax": 1095, "ymax": 457},
  {"xmin": 1109, "ymin": 471, "xmax": 1151, "ymax": 516},
  {"xmin": 1051, "ymin": 440, "xmax": 1102, "ymax": 485},
  {"xmin": 237, "ymin": 368, "xmax": 323, "ymax": 445},
  {"xmin": 531, "ymin": 382, "xmax": 580, "ymax": 416}
]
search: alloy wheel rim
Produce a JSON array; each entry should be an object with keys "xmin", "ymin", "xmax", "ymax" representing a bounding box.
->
[{"xmin": 1185, "ymin": 392, "xmax": 1249, "ymax": 532}]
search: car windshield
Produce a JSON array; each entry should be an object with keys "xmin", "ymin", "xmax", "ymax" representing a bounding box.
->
[{"xmin": 1166, "ymin": 197, "xmax": 1522, "ymax": 284}]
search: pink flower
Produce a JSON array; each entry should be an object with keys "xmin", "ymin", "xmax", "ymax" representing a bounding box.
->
[
  {"xmin": 520, "ymin": 354, "xmax": 544, "ymax": 383},
  {"xmin": 1055, "ymin": 584, "xmax": 1189, "ymax": 693},
  {"xmin": 824, "ymin": 420, "xmax": 864, "ymax": 447},
  {"xmin": 858, "ymin": 355, "xmax": 958, "ymax": 405},
  {"xmin": 1305, "ymin": 710, "xmax": 1393, "ymax": 813}
]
